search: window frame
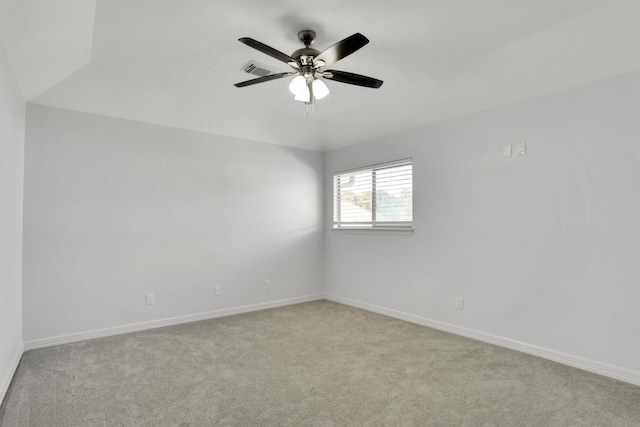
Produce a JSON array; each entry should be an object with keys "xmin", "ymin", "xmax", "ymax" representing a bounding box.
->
[{"xmin": 332, "ymin": 158, "xmax": 413, "ymax": 232}]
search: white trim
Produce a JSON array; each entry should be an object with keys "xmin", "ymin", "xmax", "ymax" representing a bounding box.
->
[
  {"xmin": 324, "ymin": 293, "xmax": 640, "ymax": 387},
  {"xmin": 331, "ymin": 227, "xmax": 413, "ymax": 235},
  {"xmin": 1, "ymin": 342, "xmax": 23, "ymax": 405},
  {"xmin": 334, "ymin": 158, "xmax": 412, "ymax": 175},
  {"xmin": 24, "ymin": 294, "xmax": 324, "ymax": 351}
]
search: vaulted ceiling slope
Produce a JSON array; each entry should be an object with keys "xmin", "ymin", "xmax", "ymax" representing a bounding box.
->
[{"xmin": 1, "ymin": 0, "xmax": 638, "ymax": 151}]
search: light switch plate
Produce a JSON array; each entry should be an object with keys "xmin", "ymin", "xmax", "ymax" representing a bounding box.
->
[
  {"xmin": 516, "ymin": 142, "xmax": 526, "ymax": 155},
  {"xmin": 502, "ymin": 144, "xmax": 512, "ymax": 158}
]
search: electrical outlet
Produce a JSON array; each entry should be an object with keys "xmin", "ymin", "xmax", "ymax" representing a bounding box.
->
[
  {"xmin": 146, "ymin": 293, "xmax": 155, "ymax": 305},
  {"xmin": 455, "ymin": 297, "xmax": 464, "ymax": 310},
  {"xmin": 264, "ymin": 279, "xmax": 270, "ymax": 289},
  {"xmin": 516, "ymin": 142, "xmax": 526, "ymax": 156},
  {"xmin": 502, "ymin": 144, "xmax": 512, "ymax": 158},
  {"xmin": 215, "ymin": 285, "xmax": 222, "ymax": 296}
]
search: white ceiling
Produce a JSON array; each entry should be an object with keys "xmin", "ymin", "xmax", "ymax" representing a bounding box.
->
[{"xmin": 1, "ymin": 0, "xmax": 638, "ymax": 151}]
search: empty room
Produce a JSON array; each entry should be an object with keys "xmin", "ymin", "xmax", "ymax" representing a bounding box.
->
[{"xmin": 1, "ymin": 0, "xmax": 639, "ymax": 425}]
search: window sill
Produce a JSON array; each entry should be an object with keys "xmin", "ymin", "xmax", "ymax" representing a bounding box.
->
[{"xmin": 331, "ymin": 227, "xmax": 413, "ymax": 235}]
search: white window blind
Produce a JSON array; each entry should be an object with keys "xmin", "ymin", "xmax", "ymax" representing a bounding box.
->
[{"xmin": 333, "ymin": 159, "xmax": 413, "ymax": 230}]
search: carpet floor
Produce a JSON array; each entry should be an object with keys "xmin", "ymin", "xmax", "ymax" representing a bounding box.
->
[{"xmin": 1, "ymin": 300, "xmax": 639, "ymax": 426}]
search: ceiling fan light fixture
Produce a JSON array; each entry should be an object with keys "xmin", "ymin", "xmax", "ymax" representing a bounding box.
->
[
  {"xmin": 235, "ymin": 31, "xmax": 383, "ymax": 107},
  {"xmin": 312, "ymin": 79, "xmax": 329, "ymax": 100}
]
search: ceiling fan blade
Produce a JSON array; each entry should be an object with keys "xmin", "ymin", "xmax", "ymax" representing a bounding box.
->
[
  {"xmin": 239, "ymin": 38, "xmax": 296, "ymax": 65},
  {"xmin": 323, "ymin": 70, "xmax": 383, "ymax": 88},
  {"xmin": 234, "ymin": 72, "xmax": 294, "ymax": 88},
  {"xmin": 314, "ymin": 33, "xmax": 369, "ymax": 67}
]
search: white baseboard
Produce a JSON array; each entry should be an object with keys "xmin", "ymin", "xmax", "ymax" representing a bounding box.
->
[
  {"xmin": 21, "ymin": 293, "xmax": 640, "ymax": 387},
  {"xmin": 1, "ymin": 343, "xmax": 23, "ymax": 405},
  {"xmin": 324, "ymin": 293, "xmax": 640, "ymax": 387},
  {"xmin": 24, "ymin": 294, "xmax": 324, "ymax": 351}
]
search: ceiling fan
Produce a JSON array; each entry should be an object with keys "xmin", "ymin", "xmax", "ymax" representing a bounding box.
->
[{"xmin": 234, "ymin": 30, "xmax": 383, "ymax": 104}]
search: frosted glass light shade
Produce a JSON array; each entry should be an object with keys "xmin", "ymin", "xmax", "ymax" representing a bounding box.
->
[
  {"xmin": 289, "ymin": 75, "xmax": 306, "ymax": 95},
  {"xmin": 294, "ymin": 87, "xmax": 310, "ymax": 103},
  {"xmin": 312, "ymin": 79, "xmax": 329, "ymax": 99}
]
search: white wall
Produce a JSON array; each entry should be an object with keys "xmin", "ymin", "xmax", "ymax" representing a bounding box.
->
[
  {"xmin": 0, "ymin": 42, "xmax": 25, "ymax": 401},
  {"xmin": 325, "ymin": 71, "xmax": 640, "ymax": 385},
  {"xmin": 23, "ymin": 105, "xmax": 324, "ymax": 346}
]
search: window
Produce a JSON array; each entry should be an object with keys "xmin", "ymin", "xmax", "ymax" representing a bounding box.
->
[{"xmin": 333, "ymin": 159, "xmax": 413, "ymax": 230}]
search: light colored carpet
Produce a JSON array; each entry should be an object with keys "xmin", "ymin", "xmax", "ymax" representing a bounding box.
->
[{"xmin": 1, "ymin": 300, "xmax": 639, "ymax": 426}]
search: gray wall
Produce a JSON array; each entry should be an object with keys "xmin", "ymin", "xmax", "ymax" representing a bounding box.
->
[
  {"xmin": 325, "ymin": 71, "xmax": 640, "ymax": 383},
  {"xmin": 23, "ymin": 105, "xmax": 324, "ymax": 344},
  {"xmin": 0, "ymin": 42, "xmax": 25, "ymax": 401}
]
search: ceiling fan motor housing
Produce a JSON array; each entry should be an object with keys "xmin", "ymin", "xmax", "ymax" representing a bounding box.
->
[{"xmin": 291, "ymin": 49, "xmax": 320, "ymax": 65}]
